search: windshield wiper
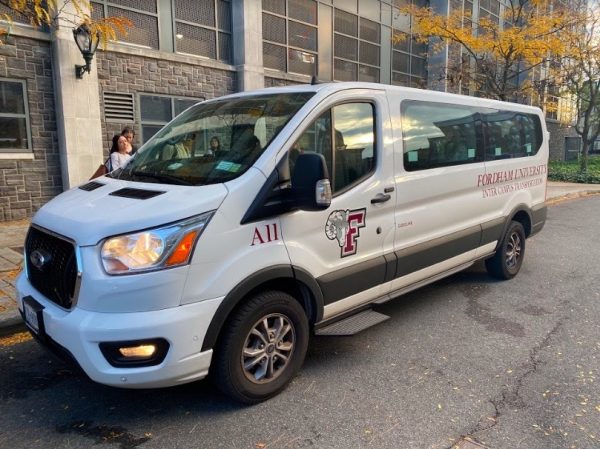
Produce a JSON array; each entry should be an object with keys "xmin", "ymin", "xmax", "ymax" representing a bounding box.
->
[{"xmin": 131, "ymin": 170, "xmax": 194, "ymax": 186}]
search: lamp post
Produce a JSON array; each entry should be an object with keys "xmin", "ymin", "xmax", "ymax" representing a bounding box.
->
[{"xmin": 73, "ymin": 24, "xmax": 100, "ymax": 79}]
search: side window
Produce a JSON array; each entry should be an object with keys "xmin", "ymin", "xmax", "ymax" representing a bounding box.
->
[
  {"xmin": 290, "ymin": 102, "xmax": 375, "ymax": 193},
  {"xmin": 289, "ymin": 110, "xmax": 333, "ymax": 177},
  {"xmin": 332, "ymin": 103, "xmax": 375, "ymax": 192},
  {"xmin": 401, "ymin": 101, "xmax": 481, "ymax": 171},
  {"xmin": 482, "ymin": 112, "xmax": 542, "ymax": 160}
]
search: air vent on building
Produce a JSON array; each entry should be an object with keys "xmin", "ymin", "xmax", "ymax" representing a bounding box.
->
[{"xmin": 103, "ymin": 92, "xmax": 135, "ymax": 122}]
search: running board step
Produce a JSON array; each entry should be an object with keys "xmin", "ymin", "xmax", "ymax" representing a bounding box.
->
[{"xmin": 315, "ymin": 310, "xmax": 390, "ymax": 336}]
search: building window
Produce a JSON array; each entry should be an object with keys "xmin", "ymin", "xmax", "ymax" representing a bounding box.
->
[
  {"xmin": 262, "ymin": 0, "xmax": 318, "ymax": 76},
  {"xmin": 91, "ymin": 0, "xmax": 160, "ymax": 49},
  {"xmin": 0, "ymin": 4, "xmax": 33, "ymax": 25},
  {"xmin": 478, "ymin": 0, "xmax": 500, "ymax": 26},
  {"xmin": 391, "ymin": 1, "xmax": 427, "ymax": 88},
  {"xmin": 334, "ymin": 8, "xmax": 381, "ymax": 82},
  {"xmin": 0, "ymin": 79, "xmax": 31, "ymax": 153},
  {"xmin": 174, "ymin": 0, "xmax": 232, "ymax": 62},
  {"xmin": 139, "ymin": 94, "xmax": 203, "ymax": 143}
]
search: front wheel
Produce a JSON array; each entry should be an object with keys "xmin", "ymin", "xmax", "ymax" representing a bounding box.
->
[
  {"xmin": 485, "ymin": 220, "xmax": 526, "ymax": 280},
  {"xmin": 212, "ymin": 290, "xmax": 309, "ymax": 404}
]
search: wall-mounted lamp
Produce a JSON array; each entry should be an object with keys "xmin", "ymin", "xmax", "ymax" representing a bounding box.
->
[{"xmin": 73, "ymin": 24, "xmax": 100, "ymax": 79}]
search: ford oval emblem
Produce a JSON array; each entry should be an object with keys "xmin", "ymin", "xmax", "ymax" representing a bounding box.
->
[{"xmin": 30, "ymin": 249, "xmax": 51, "ymax": 270}]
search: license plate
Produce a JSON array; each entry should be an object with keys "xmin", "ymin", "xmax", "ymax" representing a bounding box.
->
[{"xmin": 22, "ymin": 296, "xmax": 43, "ymax": 335}]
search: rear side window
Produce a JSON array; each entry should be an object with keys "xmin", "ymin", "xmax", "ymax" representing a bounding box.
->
[
  {"xmin": 290, "ymin": 102, "xmax": 375, "ymax": 193},
  {"xmin": 482, "ymin": 111, "xmax": 542, "ymax": 160},
  {"xmin": 401, "ymin": 101, "xmax": 482, "ymax": 171},
  {"xmin": 401, "ymin": 100, "xmax": 543, "ymax": 171}
]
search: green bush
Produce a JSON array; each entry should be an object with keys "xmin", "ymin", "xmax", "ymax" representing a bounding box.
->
[{"xmin": 548, "ymin": 157, "xmax": 600, "ymax": 184}]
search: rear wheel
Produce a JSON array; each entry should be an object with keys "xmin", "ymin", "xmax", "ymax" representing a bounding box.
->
[
  {"xmin": 485, "ymin": 220, "xmax": 526, "ymax": 280},
  {"xmin": 213, "ymin": 290, "xmax": 309, "ymax": 404}
]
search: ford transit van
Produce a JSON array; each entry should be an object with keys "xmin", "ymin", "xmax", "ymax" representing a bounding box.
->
[{"xmin": 17, "ymin": 82, "xmax": 547, "ymax": 403}]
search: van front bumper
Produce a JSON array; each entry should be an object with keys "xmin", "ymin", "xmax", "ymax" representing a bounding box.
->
[{"xmin": 16, "ymin": 273, "xmax": 223, "ymax": 389}]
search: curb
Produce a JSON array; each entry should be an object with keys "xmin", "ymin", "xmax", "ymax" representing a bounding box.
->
[
  {"xmin": 0, "ymin": 315, "xmax": 25, "ymax": 338},
  {"xmin": 546, "ymin": 190, "xmax": 600, "ymax": 206}
]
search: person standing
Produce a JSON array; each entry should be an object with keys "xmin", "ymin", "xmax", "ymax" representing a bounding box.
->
[
  {"xmin": 121, "ymin": 126, "xmax": 138, "ymax": 154},
  {"xmin": 110, "ymin": 135, "xmax": 133, "ymax": 170},
  {"xmin": 209, "ymin": 136, "xmax": 221, "ymax": 156}
]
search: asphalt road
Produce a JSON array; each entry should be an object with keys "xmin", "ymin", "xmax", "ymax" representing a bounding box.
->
[{"xmin": 1, "ymin": 196, "xmax": 599, "ymax": 449}]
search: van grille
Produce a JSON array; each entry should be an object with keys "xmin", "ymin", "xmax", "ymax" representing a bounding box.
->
[{"xmin": 25, "ymin": 227, "xmax": 78, "ymax": 309}]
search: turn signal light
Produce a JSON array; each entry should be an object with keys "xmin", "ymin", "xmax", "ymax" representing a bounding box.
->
[{"xmin": 165, "ymin": 230, "xmax": 198, "ymax": 266}]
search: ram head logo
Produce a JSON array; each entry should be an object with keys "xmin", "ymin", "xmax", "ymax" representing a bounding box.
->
[{"xmin": 325, "ymin": 208, "xmax": 366, "ymax": 257}]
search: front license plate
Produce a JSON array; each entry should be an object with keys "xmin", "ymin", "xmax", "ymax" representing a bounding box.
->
[{"xmin": 22, "ymin": 296, "xmax": 43, "ymax": 335}]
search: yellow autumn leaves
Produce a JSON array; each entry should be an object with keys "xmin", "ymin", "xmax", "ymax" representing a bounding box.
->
[{"xmin": 0, "ymin": 0, "xmax": 132, "ymax": 47}]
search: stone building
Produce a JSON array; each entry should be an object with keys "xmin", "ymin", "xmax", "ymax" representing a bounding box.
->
[{"xmin": 0, "ymin": 0, "xmax": 577, "ymax": 221}]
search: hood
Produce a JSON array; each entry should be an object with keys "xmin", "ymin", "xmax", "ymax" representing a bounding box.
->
[{"xmin": 32, "ymin": 177, "xmax": 229, "ymax": 246}]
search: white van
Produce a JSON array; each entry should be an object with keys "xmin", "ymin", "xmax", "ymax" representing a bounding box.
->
[{"xmin": 17, "ymin": 82, "xmax": 548, "ymax": 403}]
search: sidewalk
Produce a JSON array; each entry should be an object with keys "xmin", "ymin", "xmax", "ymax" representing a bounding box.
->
[
  {"xmin": 1, "ymin": 181, "xmax": 600, "ymax": 335},
  {"xmin": 0, "ymin": 219, "xmax": 28, "ymax": 334}
]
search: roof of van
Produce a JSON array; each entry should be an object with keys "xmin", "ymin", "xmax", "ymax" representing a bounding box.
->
[{"xmin": 208, "ymin": 82, "xmax": 543, "ymax": 114}]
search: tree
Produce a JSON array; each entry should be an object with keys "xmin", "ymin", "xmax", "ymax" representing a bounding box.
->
[
  {"xmin": 559, "ymin": 0, "xmax": 600, "ymax": 172},
  {"xmin": 398, "ymin": 0, "xmax": 583, "ymax": 103},
  {"xmin": 0, "ymin": 0, "xmax": 130, "ymax": 45}
]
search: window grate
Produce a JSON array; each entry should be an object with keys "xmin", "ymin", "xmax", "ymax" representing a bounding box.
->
[
  {"xmin": 288, "ymin": 0, "xmax": 317, "ymax": 25},
  {"xmin": 335, "ymin": 34, "xmax": 358, "ymax": 60},
  {"xmin": 90, "ymin": 2, "xmax": 105, "ymax": 20},
  {"xmin": 359, "ymin": 65, "xmax": 379, "ymax": 82},
  {"xmin": 360, "ymin": 18, "xmax": 380, "ymax": 43},
  {"xmin": 335, "ymin": 10, "xmax": 358, "ymax": 37},
  {"xmin": 263, "ymin": 42, "xmax": 287, "ymax": 71},
  {"xmin": 334, "ymin": 58, "xmax": 358, "ymax": 81},
  {"xmin": 176, "ymin": 22, "xmax": 216, "ymax": 59},
  {"xmin": 107, "ymin": 6, "xmax": 159, "ymax": 48},
  {"xmin": 288, "ymin": 20, "xmax": 317, "ymax": 51},
  {"xmin": 174, "ymin": 0, "xmax": 215, "ymax": 27},
  {"xmin": 360, "ymin": 41, "xmax": 380, "ymax": 66},
  {"xmin": 103, "ymin": 92, "xmax": 135, "ymax": 123},
  {"xmin": 109, "ymin": 0, "xmax": 157, "ymax": 13},
  {"xmin": 262, "ymin": 0, "xmax": 286, "ymax": 15},
  {"xmin": 0, "ymin": 4, "xmax": 30, "ymax": 24},
  {"xmin": 263, "ymin": 13, "xmax": 287, "ymax": 44}
]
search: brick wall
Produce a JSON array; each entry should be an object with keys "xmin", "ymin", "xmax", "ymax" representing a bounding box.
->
[
  {"xmin": 96, "ymin": 51, "xmax": 236, "ymax": 154},
  {"xmin": 546, "ymin": 121, "xmax": 581, "ymax": 161},
  {"xmin": 264, "ymin": 76, "xmax": 306, "ymax": 88},
  {"xmin": 0, "ymin": 35, "xmax": 61, "ymax": 222}
]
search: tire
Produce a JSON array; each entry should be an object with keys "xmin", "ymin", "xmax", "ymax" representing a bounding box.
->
[
  {"xmin": 212, "ymin": 290, "xmax": 309, "ymax": 404},
  {"xmin": 485, "ymin": 220, "xmax": 526, "ymax": 280}
]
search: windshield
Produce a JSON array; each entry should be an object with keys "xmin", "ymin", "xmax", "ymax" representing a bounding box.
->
[{"xmin": 112, "ymin": 92, "xmax": 314, "ymax": 186}]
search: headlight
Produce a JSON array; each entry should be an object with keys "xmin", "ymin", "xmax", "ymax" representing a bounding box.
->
[{"xmin": 101, "ymin": 211, "xmax": 214, "ymax": 275}]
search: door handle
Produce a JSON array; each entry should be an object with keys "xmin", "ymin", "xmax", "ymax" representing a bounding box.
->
[{"xmin": 371, "ymin": 193, "xmax": 391, "ymax": 204}]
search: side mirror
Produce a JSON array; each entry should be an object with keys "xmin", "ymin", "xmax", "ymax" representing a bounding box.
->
[{"xmin": 291, "ymin": 153, "xmax": 331, "ymax": 210}]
